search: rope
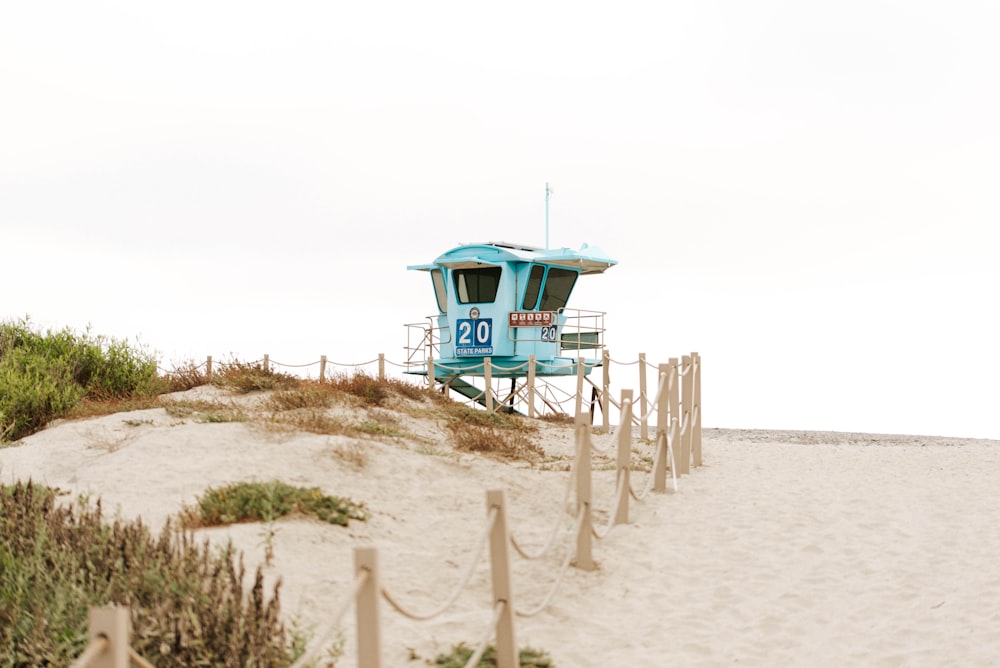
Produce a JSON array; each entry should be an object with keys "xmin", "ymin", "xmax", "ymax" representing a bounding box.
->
[
  {"xmin": 490, "ymin": 361, "xmax": 530, "ymax": 373},
  {"xmin": 666, "ymin": 428, "xmax": 679, "ymax": 493},
  {"xmin": 326, "ymin": 358, "xmax": 381, "ymax": 367},
  {"xmin": 592, "ymin": 468, "xmax": 627, "ymax": 540},
  {"xmin": 634, "ymin": 372, "xmax": 668, "ymax": 424},
  {"xmin": 290, "ymin": 569, "xmax": 371, "ymax": 668},
  {"xmin": 129, "ymin": 648, "xmax": 157, "ymax": 668},
  {"xmin": 628, "ymin": 434, "xmax": 663, "ymax": 502},
  {"xmin": 430, "ymin": 361, "xmax": 476, "ymax": 372},
  {"xmin": 462, "ymin": 601, "xmax": 506, "ymax": 668},
  {"xmin": 589, "ymin": 398, "xmax": 632, "ymax": 456},
  {"xmin": 510, "ymin": 459, "xmax": 577, "ymax": 560},
  {"xmin": 269, "ymin": 359, "xmax": 321, "ymax": 369},
  {"xmin": 515, "ymin": 506, "xmax": 587, "ymax": 618},
  {"xmin": 607, "ymin": 357, "xmax": 640, "ymax": 365},
  {"xmin": 381, "ymin": 508, "xmax": 498, "ymax": 621},
  {"xmin": 536, "ymin": 359, "xmax": 601, "ymax": 371}
]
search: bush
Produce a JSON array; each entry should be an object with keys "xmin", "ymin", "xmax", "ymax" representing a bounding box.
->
[
  {"xmin": 181, "ymin": 480, "xmax": 369, "ymax": 528},
  {"xmin": 435, "ymin": 643, "xmax": 554, "ymax": 667},
  {"xmin": 0, "ymin": 481, "xmax": 302, "ymax": 666},
  {"xmin": 159, "ymin": 358, "xmax": 208, "ymax": 392},
  {"xmin": 446, "ymin": 420, "xmax": 546, "ymax": 463},
  {"xmin": 213, "ymin": 358, "xmax": 299, "ymax": 394},
  {"xmin": 0, "ymin": 318, "xmax": 159, "ymax": 442},
  {"xmin": 0, "ymin": 347, "xmax": 84, "ymax": 441}
]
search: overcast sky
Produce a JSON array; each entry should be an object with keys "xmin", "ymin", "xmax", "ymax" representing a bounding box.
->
[{"xmin": 2, "ymin": 1, "xmax": 997, "ymax": 439}]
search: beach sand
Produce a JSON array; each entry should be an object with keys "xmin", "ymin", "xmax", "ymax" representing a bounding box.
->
[{"xmin": 2, "ymin": 386, "xmax": 998, "ymax": 667}]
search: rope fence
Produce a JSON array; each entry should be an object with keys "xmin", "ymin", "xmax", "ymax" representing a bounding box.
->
[
  {"xmin": 158, "ymin": 350, "xmax": 699, "ymax": 445},
  {"xmin": 81, "ymin": 351, "xmax": 702, "ymax": 668}
]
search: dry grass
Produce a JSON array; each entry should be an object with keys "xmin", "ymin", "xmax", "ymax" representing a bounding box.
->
[
  {"xmin": 67, "ymin": 395, "xmax": 162, "ymax": 420},
  {"xmin": 213, "ymin": 359, "xmax": 300, "ymax": 393},
  {"xmin": 445, "ymin": 419, "xmax": 545, "ymax": 463},
  {"xmin": 159, "ymin": 359, "xmax": 208, "ymax": 392},
  {"xmin": 539, "ymin": 412, "xmax": 576, "ymax": 426},
  {"xmin": 162, "ymin": 398, "xmax": 248, "ymax": 423},
  {"xmin": 265, "ymin": 384, "xmax": 337, "ymax": 411},
  {"xmin": 265, "ymin": 409, "xmax": 351, "ymax": 436},
  {"xmin": 330, "ymin": 441, "xmax": 368, "ymax": 469}
]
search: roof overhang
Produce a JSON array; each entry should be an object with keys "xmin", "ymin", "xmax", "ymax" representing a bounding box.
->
[{"xmin": 408, "ymin": 241, "xmax": 617, "ymax": 275}]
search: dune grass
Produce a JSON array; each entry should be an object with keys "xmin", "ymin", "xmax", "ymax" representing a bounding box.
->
[
  {"xmin": 180, "ymin": 480, "xmax": 368, "ymax": 528},
  {"xmin": 0, "ymin": 318, "xmax": 160, "ymax": 442},
  {"xmin": 435, "ymin": 642, "xmax": 554, "ymax": 667},
  {"xmin": 0, "ymin": 481, "xmax": 303, "ymax": 666}
]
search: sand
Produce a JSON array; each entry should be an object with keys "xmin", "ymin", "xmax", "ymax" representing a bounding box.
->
[{"xmin": 2, "ymin": 386, "xmax": 999, "ymax": 667}]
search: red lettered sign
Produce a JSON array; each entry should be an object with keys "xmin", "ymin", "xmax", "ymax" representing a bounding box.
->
[{"xmin": 508, "ymin": 311, "xmax": 555, "ymax": 327}]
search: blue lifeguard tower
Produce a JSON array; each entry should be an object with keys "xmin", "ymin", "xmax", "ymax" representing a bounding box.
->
[{"xmin": 405, "ymin": 240, "xmax": 617, "ymax": 412}]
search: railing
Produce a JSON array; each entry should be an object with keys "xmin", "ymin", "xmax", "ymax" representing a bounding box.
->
[
  {"xmin": 158, "ymin": 350, "xmax": 701, "ymax": 444},
  {"xmin": 82, "ymin": 353, "xmax": 702, "ymax": 668},
  {"xmin": 403, "ymin": 307, "xmax": 608, "ymax": 371}
]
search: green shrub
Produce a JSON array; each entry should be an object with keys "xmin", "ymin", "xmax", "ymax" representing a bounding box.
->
[
  {"xmin": 435, "ymin": 643, "xmax": 554, "ymax": 667},
  {"xmin": 0, "ymin": 481, "xmax": 302, "ymax": 667},
  {"xmin": 0, "ymin": 318, "xmax": 159, "ymax": 442},
  {"xmin": 0, "ymin": 347, "xmax": 84, "ymax": 442},
  {"xmin": 181, "ymin": 480, "xmax": 368, "ymax": 528}
]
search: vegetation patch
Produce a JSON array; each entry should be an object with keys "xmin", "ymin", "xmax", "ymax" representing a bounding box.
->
[
  {"xmin": 1, "ymin": 318, "xmax": 159, "ymax": 442},
  {"xmin": 446, "ymin": 419, "xmax": 545, "ymax": 463},
  {"xmin": 266, "ymin": 383, "xmax": 337, "ymax": 411},
  {"xmin": 265, "ymin": 409, "xmax": 351, "ymax": 436},
  {"xmin": 0, "ymin": 481, "xmax": 301, "ymax": 666},
  {"xmin": 327, "ymin": 370, "xmax": 427, "ymax": 406},
  {"xmin": 162, "ymin": 398, "xmax": 247, "ymax": 423},
  {"xmin": 212, "ymin": 358, "xmax": 299, "ymax": 394},
  {"xmin": 435, "ymin": 643, "xmax": 554, "ymax": 667},
  {"xmin": 159, "ymin": 359, "xmax": 208, "ymax": 392},
  {"xmin": 180, "ymin": 480, "xmax": 368, "ymax": 528}
]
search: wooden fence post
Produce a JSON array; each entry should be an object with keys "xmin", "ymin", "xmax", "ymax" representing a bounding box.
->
[
  {"xmin": 692, "ymin": 352, "xmax": 702, "ymax": 467},
  {"xmin": 263, "ymin": 354, "xmax": 269, "ymax": 373},
  {"xmin": 601, "ymin": 349, "xmax": 611, "ymax": 434},
  {"xmin": 654, "ymin": 364, "xmax": 669, "ymax": 493},
  {"xmin": 355, "ymin": 547, "xmax": 382, "ymax": 668},
  {"xmin": 84, "ymin": 606, "xmax": 129, "ymax": 668},
  {"xmin": 615, "ymin": 389, "xmax": 633, "ymax": 525},
  {"xmin": 670, "ymin": 416, "xmax": 681, "ymax": 491},
  {"xmin": 206, "ymin": 356, "xmax": 213, "ymax": 381},
  {"xmin": 319, "ymin": 355, "xmax": 327, "ymax": 382},
  {"xmin": 668, "ymin": 358, "xmax": 679, "ymax": 471},
  {"xmin": 527, "ymin": 354, "xmax": 536, "ymax": 419},
  {"xmin": 486, "ymin": 490, "xmax": 519, "ymax": 668},
  {"xmin": 428, "ymin": 358, "xmax": 436, "ymax": 390},
  {"xmin": 378, "ymin": 353, "xmax": 385, "ymax": 381},
  {"xmin": 575, "ymin": 357, "xmax": 585, "ymax": 419},
  {"xmin": 484, "ymin": 358, "xmax": 494, "ymax": 412},
  {"xmin": 574, "ymin": 423, "xmax": 595, "ymax": 570},
  {"xmin": 679, "ymin": 355, "xmax": 692, "ymax": 476},
  {"xmin": 638, "ymin": 353, "xmax": 648, "ymax": 441}
]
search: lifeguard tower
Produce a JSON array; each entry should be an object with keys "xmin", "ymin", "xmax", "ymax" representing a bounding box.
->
[{"xmin": 405, "ymin": 240, "xmax": 617, "ymax": 413}]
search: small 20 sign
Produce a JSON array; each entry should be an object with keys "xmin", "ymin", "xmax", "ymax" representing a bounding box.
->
[{"xmin": 540, "ymin": 325, "xmax": 558, "ymax": 342}]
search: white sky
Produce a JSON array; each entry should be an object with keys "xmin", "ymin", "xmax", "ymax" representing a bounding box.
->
[{"xmin": 2, "ymin": 1, "xmax": 997, "ymax": 438}]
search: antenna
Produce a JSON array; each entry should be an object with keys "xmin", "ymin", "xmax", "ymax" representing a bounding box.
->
[{"xmin": 545, "ymin": 182, "xmax": 553, "ymax": 249}]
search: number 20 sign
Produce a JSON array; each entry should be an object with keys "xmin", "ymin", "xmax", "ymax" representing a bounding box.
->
[{"xmin": 455, "ymin": 318, "xmax": 493, "ymax": 356}]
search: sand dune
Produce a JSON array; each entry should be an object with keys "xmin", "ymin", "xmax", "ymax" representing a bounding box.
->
[{"xmin": 2, "ymin": 386, "xmax": 998, "ymax": 667}]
